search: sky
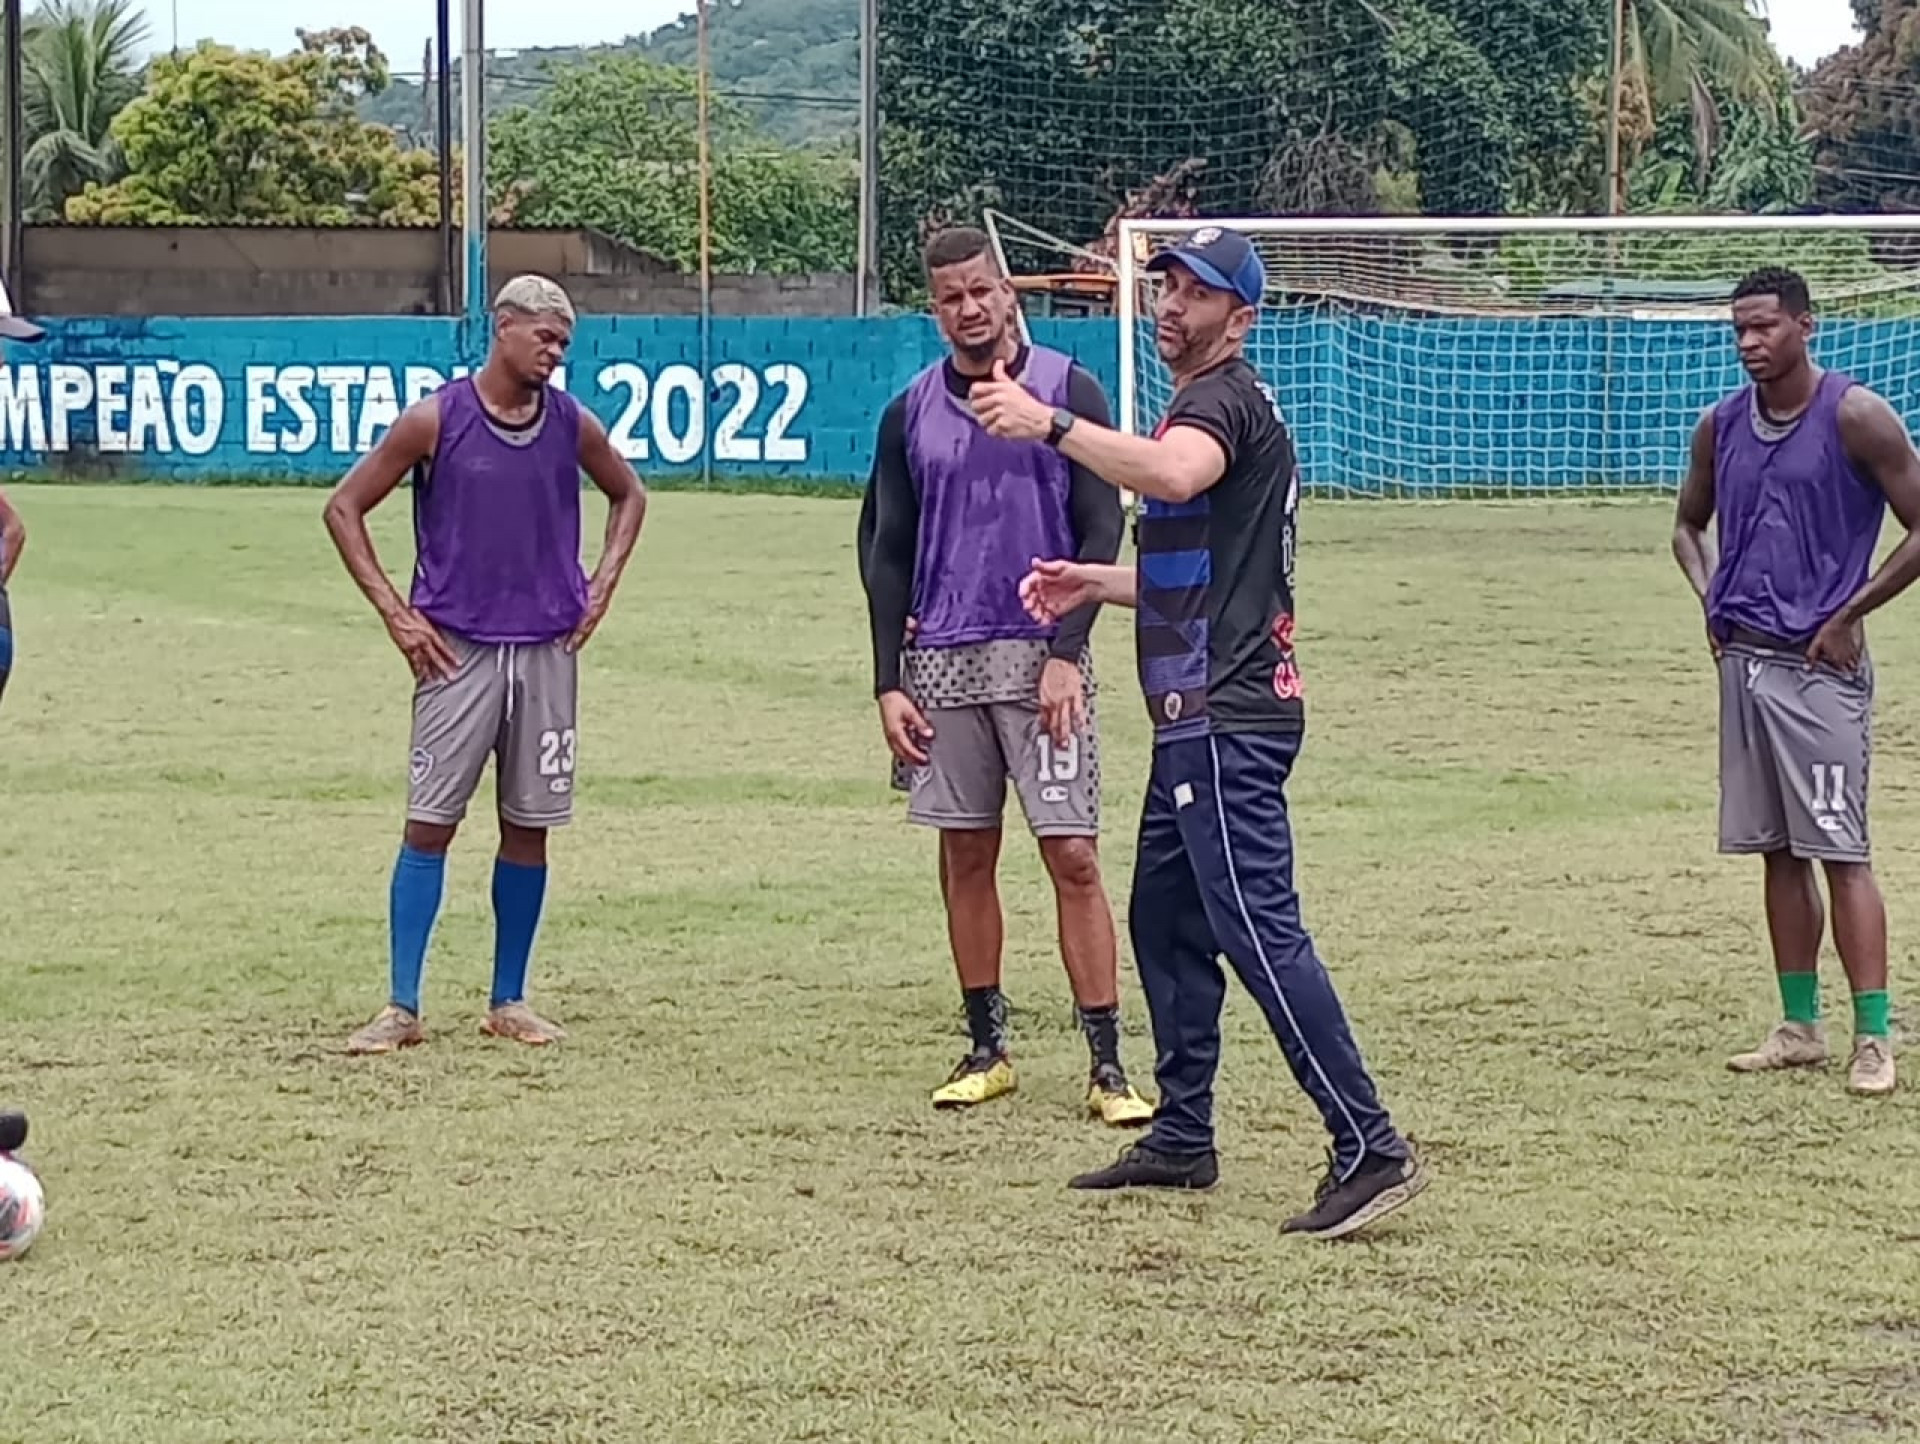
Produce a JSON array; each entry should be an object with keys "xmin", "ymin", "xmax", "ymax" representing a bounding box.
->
[
  {"xmin": 137, "ymin": 0, "xmax": 694, "ymax": 63},
  {"xmin": 138, "ymin": 0, "xmax": 1863, "ymax": 73}
]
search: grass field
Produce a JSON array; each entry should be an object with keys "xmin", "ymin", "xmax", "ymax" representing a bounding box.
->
[{"xmin": 6, "ymin": 485, "xmax": 1920, "ymax": 1443}]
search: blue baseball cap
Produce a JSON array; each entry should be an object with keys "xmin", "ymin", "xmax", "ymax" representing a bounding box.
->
[{"xmin": 1145, "ymin": 226, "xmax": 1265, "ymax": 307}]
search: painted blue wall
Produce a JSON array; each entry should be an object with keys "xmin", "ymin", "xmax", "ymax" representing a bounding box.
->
[{"xmin": 3, "ymin": 313, "xmax": 1916, "ymax": 492}]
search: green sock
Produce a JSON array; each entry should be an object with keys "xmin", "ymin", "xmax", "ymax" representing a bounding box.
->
[
  {"xmin": 1852, "ymin": 989, "xmax": 1891, "ymax": 1039},
  {"xmin": 1778, "ymin": 971, "xmax": 1821, "ymax": 1025}
]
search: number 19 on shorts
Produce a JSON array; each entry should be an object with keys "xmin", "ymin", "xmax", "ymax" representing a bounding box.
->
[{"xmin": 1035, "ymin": 733, "xmax": 1079, "ymax": 783}]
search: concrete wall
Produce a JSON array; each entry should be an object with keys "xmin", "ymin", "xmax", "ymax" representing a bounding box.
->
[
  {"xmin": 16, "ymin": 226, "xmax": 856, "ymax": 319},
  {"xmin": 6, "ymin": 311, "xmax": 1919, "ymax": 491}
]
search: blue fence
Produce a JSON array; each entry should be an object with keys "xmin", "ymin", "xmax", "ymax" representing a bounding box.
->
[{"xmin": 2, "ymin": 313, "xmax": 1915, "ymax": 492}]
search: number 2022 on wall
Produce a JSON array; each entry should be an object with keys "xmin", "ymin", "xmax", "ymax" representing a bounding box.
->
[{"xmin": 594, "ymin": 362, "xmax": 809, "ymax": 465}]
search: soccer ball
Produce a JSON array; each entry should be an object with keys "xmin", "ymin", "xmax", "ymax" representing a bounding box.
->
[{"xmin": 0, "ymin": 1156, "xmax": 46, "ymax": 1261}]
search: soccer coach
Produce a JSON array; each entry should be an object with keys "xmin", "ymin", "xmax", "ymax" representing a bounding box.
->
[{"xmin": 972, "ymin": 226, "xmax": 1427, "ymax": 1240}]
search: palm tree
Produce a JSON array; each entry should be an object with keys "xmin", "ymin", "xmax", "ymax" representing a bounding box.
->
[
  {"xmin": 1616, "ymin": 0, "xmax": 1783, "ymax": 193},
  {"xmin": 18, "ymin": 0, "xmax": 149, "ymax": 220}
]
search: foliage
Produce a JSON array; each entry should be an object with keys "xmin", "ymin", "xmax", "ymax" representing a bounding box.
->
[
  {"xmin": 14, "ymin": 0, "xmax": 147, "ymax": 220},
  {"xmin": 1407, "ymin": 0, "xmax": 1607, "ymax": 215},
  {"xmin": 1493, "ymin": 226, "xmax": 1890, "ymax": 305},
  {"xmin": 1802, "ymin": 0, "xmax": 1920, "ymax": 213},
  {"xmin": 1617, "ymin": 0, "xmax": 1783, "ymax": 190},
  {"xmin": 876, "ymin": 0, "xmax": 1615, "ymax": 301},
  {"xmin": 488, "ymin": 54, "xmax": 854, "ymax": 273},
  {"xmin": 357, "ymin": 0, "xmax": 858, "ymax": 153},
  {"xmin": 63, "ymin": 29, "xmax": 440, "ymax": 225},
  {"xmin": 1627, "ymin": 61, "xmax": 1814, "ymax": 214}
]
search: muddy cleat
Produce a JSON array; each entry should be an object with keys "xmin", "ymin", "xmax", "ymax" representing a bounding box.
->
[
  {"xmin": 1068, "ymin": 1141, "xmax": 1219, "ymax": 1191},
  {"xmin": 1282, "ymin": 1149, "xmax": 1429, "ymax": 1241},
  {"xmin": 1848, "ymin": 1034, "xmax": 1897, "ymax": 1096},
  {"xmin": 931, "ymin": 1049, "xmax": 1016, "ymax": 1109},
  {"xmin": 1086, "ymin": 1064, "xmax": 1154, "ymax": 1128},
  {"xmin": 481, "ymin": 1001, "xmax": 568, "ymax": 1046},
  {"xmin": 1727, "ymin": 1020, "xmax": 1829, "ymax": 1073},
  {"xmin": 346, "ymin": 1005, "xmax": 425, "ymax": 1055}
]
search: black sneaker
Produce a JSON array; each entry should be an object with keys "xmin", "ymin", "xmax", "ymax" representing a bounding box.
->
[
  {"xmin": 1069, "ymin": 1142, "xmax": 1219, "ymax": 1191},
  {"xmin": 1282, "ymin": 1148, "xmax": 1428, "ymax": 1240},
  {"xmin": 0, "ymin": 1111, "xmax": 25, "ymax": 1155}
]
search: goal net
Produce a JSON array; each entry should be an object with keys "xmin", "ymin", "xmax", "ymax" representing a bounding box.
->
[
  {"xmin": 874, "ymin": 0, "xmax": 1617, "ymax": 307},
  {"xmin": 1117, "ymin": 216, "xmax": 1920, "ymax": 499}
]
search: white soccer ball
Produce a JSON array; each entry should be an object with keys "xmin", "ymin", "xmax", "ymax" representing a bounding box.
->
[{"xmin": 0, "ymin": 1156, "xmax": 46, "ymax": 1261}]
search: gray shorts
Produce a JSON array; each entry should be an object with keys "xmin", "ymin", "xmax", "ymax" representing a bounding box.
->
[
  {"xmin": 901, "ymin": 696, "xmax": 1101, "ymax": 837},
  {"xmin": 1718, "ymin": 640, "xmax": 1872, "ymax": 863},
  {"xmin": 408, "ymin": 633, "xmax": 578, "ymax": 830}
]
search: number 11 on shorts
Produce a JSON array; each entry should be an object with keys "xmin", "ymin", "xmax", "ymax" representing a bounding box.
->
[{"xmin": 1811, "ymin": 761, "xmax": 1846, "ymax": 814}]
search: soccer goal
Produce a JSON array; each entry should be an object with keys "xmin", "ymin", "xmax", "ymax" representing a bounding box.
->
[{"xmin": 1116, "ymin": 214, "xmax": 1920, "ymax": 499}]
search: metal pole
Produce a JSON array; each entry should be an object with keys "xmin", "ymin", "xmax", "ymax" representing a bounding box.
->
[
  {"xmin": 856, "ymin": 0, "xmax": 878, "ymax": 316},
  {"xmin": 4, "ymin": 0, "xmax": 23, "ymax": 308},
  {"xmin": 461, "ymin": 0, "xmax": 487, "ymax": 335},
  {"xmin": 1604, "ymin": 0, "xmax": 1624, "ymax": 216},
  {"xmin": 436, "ymin": 0, "xmax": 455, "ymax": 315},
  {"xmin": 697, "ymin": 0, "xmax": 713, "ymax": 486}
]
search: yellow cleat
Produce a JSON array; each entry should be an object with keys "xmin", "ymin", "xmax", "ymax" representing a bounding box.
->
[
  {"xmin": 1087, "ymin": 1066, "xmax": 1154, "ymax": 1128},
  {"xmin": 932, "ymin": 1051, "xmax": 1017, "ymax": 1110}
]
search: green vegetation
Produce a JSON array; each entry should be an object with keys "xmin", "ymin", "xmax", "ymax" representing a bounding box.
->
[{"xmin": 6, "ymin": 0, "xmax": 1912, "ymax": 294}]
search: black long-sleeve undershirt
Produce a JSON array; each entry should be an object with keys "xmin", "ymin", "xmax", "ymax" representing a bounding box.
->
[{"xmin": 858, "ymin": 355, "xmax": 1123, "ymax": 696}]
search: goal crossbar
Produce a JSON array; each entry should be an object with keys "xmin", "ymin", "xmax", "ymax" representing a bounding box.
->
[{"xmin": 1118, "ymin": 213, "xmax": 1920, "ymax": 239}]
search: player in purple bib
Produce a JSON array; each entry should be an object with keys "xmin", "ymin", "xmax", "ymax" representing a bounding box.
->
[
  {"xmin": 859, "ymin": 227, "xmax": 1152, "ymax": 1125},
  {"xmin": 1674, "ymin": 266, "xmax": 1920, "ymax": 1097},
  {"xmin": 324, "ymin": 275, "xmax": 648, "ymax": 1054}
]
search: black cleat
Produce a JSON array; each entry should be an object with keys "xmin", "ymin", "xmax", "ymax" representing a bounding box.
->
[
  {"xmin": 1282, "ymin": 1148, "xmax": 1428, "ymax": 1240},
  {"xmin": 1069, "ymin": 1141, "xmax": 1219, "ymax": 1192},
  {"xmin": 0, "ymin": 1111, "xmax": 26, "ymax": 1154}
]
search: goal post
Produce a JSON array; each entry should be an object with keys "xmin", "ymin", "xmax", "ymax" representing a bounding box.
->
[{"xmin": 1116, "ymin": 214, "xmax": 1920, "ymax": 499}]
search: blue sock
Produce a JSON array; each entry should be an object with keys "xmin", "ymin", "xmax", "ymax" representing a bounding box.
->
[
  {"xmin": 490, "ymin": 859, "xmax": 548, "ymax": 1007},
  {"xmin": 388, "ymin": 845, "xmax": 447, "ymax": 1014}
]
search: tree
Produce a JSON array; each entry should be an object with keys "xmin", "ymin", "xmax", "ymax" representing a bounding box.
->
[
  {"xmin": 64, "ymin": 28, "xmax": 440, "ymax": 225},
  {"xmin": 877, "ymin": 0, "xmax": 1609, "ymax": 301},
  {"xmin": 1802, "ymin": 0, "xmax": 1920, "ymax": 213},
  {"xmin": 1628, "ymin": 68, "xmax": 1814, "ymax": 214},
  {"xmin": 1615, "ymin": 0, "xmax": 1783, "ymax": 198},
  {"xmin": 15, "ymin": 0, "xmax": 147, "ymax": 220},
  {"xmin": 488, "ymin": 53, "xmax": 854, "ymax": 273},
  {"xmin": 1395, "ymin": 0, "xmax": 1607, "ymax": 215}
]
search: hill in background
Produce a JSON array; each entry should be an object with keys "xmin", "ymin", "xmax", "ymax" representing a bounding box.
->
[{"xmin": 360, "ymin": 0, "xmax": 858, "ymax": 151}]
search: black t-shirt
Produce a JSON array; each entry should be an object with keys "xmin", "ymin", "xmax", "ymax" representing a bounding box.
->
[{"xmin": 1135, "ymin": 354, "xmax": 1303, "ymax": 738}]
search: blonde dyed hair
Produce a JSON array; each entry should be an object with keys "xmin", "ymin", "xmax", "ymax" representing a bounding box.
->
[{"xmin": 493, "ymin": 274, "xmax": 577, "ymax": 325}]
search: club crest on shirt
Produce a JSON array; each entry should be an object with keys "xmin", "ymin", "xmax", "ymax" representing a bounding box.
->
[{"xmin": 1163, "ymin": 693, "xmax": 1183, "ymax": 722}]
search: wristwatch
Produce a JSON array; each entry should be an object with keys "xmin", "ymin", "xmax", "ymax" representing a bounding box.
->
[{"xmin": 1046, "ymin": 407, "xmax": 1077, "ymax": 447}]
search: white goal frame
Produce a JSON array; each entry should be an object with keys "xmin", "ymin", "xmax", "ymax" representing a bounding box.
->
[{"xmin": 1115, "ymin": 212, "xmax": 1920, "ymax": 443}]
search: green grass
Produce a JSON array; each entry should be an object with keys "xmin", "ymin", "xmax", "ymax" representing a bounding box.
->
[{"xmin": 6, "ymin": 485, "xmax": 1920, "ymax": 1443}]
